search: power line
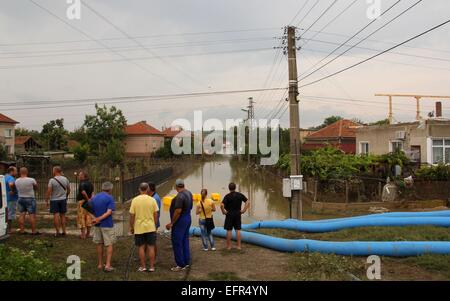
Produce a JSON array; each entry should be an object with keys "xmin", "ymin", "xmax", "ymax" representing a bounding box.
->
[
  {"xmin": 82, "ymin": 1, "xmax": 205, "ymax": 87},
  {"xmin": 0, "ymin": 87, "xmax": 288, "ymax": 109},
  {"xmin": 0, "ymin": 47, "xmax": 274, "ymax": 70},
  {"xmin": 299, "ymin": 18, "xmax": 450, "ymax": 88},
  {"xmin": 300, "ymin": 37, "xmax": 450, "ymax": 63},
  {"xmin": 296, "ymin": 0, "xmax": 321, "ymax": 28},
  {"xmin": 297, "ymin": 0, "xmax": 402, "ymax": 80},
  {"xmin": 27, "ymin": 0, "xmax": 184, "ymax": 90},
  {"xmin": 0, "ymin": 27, "xmax": 280, "ymax": 47},
  {"xmin": 299, "ymin": 0, "xmax": 359, "ymax": 49},
  {"xmin": 300, "ymin": 46, "xmax": 450, "ymax": 73},
  {"xmin": 299, "ymin": 0, "xmax": 423, "ymax": 82},
  {"xmin": 0, "ymin": 36, "xmax": 276, "ymax": 59},
  {"xmin": 300, "ymin": 28, "xmax": 450, "ymax": 56},
  {"xmin": 299, "ymin": 0, "xmax": 339, "ymax": 38},
  {"xmin": 289, "ymin": 0, "xmax": 311, "ymax": 25}
]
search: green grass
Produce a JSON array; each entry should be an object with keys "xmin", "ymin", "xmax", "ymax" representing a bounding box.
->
[
  {"xmin": 290, "ymin": 253, "xmax": 365, "ymax": 281},
  {"xmin": 256, "ymin": 226, "xmax": 450, "ymax": 242},
  {"xmin": 389, "ymin": 255, "xmax": 450, "ymax": 279}
]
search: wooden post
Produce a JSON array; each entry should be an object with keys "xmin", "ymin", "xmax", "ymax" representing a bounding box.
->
[{"xmin": 345, "ymin": 180, "xmax": 349, "ymax": 204}]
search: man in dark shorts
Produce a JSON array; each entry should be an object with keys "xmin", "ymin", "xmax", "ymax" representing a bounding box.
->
[
  {"xmin": 129, "ymin": 183, "xmax": 159, "ymax": 272},
  {"xmin": 166, "ymin": 179, "xmax": 193, "ymax": 271},
  {"xmin": 77, "ymin": 171, "xmax": 94, "ymax": 239},
  {"xmin": 45, "ymin": 166, "xmax": 70, "ymax": 237},
  {"xmin": 221, "ymin": 182, "xmax": 250, "ymax": 250}
]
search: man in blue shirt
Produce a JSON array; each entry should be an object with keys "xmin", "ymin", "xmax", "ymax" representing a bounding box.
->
[
  {"xmin": 90, "ymin": 181, "xmax": 116, "ymax": 272},
  {"xmin": 5, "ymin": 166, "xmax": 18, "ymax": 234}
]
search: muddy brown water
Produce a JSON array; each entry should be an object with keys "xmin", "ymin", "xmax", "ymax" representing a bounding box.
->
[{"xmin": 156, "ymin": 157, "xmax": 290, "ymax": 228}]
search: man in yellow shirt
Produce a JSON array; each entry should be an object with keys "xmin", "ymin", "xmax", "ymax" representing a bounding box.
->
[{"xmin": 129, "ymin": 183, "xmax": 159, "ymax": 272}]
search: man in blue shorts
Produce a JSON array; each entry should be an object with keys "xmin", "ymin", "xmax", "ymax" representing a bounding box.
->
[{"xmin": 5, "ymin": 166, "xmax": 18, "ymax": 234}]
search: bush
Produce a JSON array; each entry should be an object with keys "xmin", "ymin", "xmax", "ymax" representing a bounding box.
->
[
  {"xmin": 73, "ymin": 144, "xmax": 90, "ymax": 164},
  {"xmin": 0, "ymin": 241, "xmax": 65, "ymax": 281},
  {"xmin": 415, "ymin": 164, "xmax": 450, "ymax": 181}
]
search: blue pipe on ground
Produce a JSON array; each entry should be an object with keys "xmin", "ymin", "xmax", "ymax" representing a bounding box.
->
[
  {"xmin": 189, "ymin": 227, "xmax": 450, "ymax": 257},
  {"xmin": 308, "ymin": 210, "xmax": 450, "ymax": 223},
  {"xmin": 241, "ymin": 217, "xmax": 450, "ymax": 233}
]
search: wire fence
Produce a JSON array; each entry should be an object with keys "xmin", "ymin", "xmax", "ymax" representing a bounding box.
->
[
  {"xmin": 33, "ymin": 166, "xmax": 173, "ymax": 203},
  {"xmin": 306, "ymin": 177, "xmax": 386, "ymax": 203}
]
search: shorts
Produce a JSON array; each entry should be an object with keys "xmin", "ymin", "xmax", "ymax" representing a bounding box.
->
[
  {"xmin": 50, "ymin": 199, "xmax": 67, "ymax": 214},
  {"xmin": 77, "ymin": 200, "xmax": 93, "ymax": 229},
  {"xmin": 7, "ymin": 201, "xmax": 17, "ymax": 221},
  {"xmin": 224, "ymin": 211, "xmax": 242, "ymax": 231},
  {"xmin": 17, "ymin": 197, "xmax": 37, "ymax": 215},
  {"xmin": 134, "ymin": 232, "xmax": 157, "ymax": 246},
  {"xmin": 93, "ymin": 227, "xmax": 116, "ymax": 247}
]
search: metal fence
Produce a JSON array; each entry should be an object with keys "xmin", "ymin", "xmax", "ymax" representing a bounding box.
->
[
  {"xmin": 122, "ymin": 167, "xmax": 173, "ymax": 202},
  {"xmin": 33, "ymin": 166, "xmax": 174, "ymax": 204},
  {"xmin": 306, "ymin": 177, "xmax": 386, "ymax": 203},
  {"xmin": 35, "ymin": 179, "xmax": 123, "ymax": 203}
]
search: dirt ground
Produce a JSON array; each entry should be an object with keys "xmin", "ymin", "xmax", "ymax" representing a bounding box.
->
[{"xmin": 4, "ymin": 232, "xmax": 294, "ymax": 281}]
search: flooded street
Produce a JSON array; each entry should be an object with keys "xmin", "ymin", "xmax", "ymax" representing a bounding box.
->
[{"xmin": 156, "ymin": 157, "xmax": 290, "ymax": 227}]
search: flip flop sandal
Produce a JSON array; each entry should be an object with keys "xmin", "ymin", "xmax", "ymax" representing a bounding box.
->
[
  {"xmin": 138, "ymin": 267, "xmax": 147, "ymax": 272},
  {"xmin": 104, "ymin": 267, "xmax": 115, "ymax": 273},
  {"xmin": 148, "ymin": 268, "xmax": 155, "ymax": 273}
]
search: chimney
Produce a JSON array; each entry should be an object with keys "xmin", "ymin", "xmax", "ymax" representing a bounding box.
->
[{"xmin": 436, "ymin": 102, "xmax": 442, "ymax": 118}]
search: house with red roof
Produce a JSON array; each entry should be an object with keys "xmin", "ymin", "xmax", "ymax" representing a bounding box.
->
[
  {"xmin": 302, "ymin": 119, "xmax": 360, "ymax": 154},
  {"xmin": 0, "ymin": 113, "xmax": 19, "ymax": 157},
  {"xmin": 124, "ymin": 121, "xmax": 165, "ymax": 156}
]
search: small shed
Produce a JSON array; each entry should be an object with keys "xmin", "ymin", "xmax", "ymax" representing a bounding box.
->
[{"xmin": 15, "ymin": 136, "xmax": 42, "ymax": 154}]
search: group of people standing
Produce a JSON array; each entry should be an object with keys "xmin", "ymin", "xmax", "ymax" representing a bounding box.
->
[
  {"xmin": 4, "ymin": 165, "xmax": 250, "ymax": 274},
  {"xmin": 127, "ymin": 179, "xmax": 250, "ymax": 272}
]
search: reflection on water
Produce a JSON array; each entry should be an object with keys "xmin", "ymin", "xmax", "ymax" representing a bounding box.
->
[{"xmin": 157, "ymin": 157, "xmax": 289, "ymax": 227}]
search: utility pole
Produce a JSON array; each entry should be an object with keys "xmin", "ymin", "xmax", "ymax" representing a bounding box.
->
[
  {"xmin": 287, "ymin": 26, "xmax": 302, "ymax": 220},
  {"xmin": 242, "ymin": 97, "xmax": 255, "ymax": 166}
]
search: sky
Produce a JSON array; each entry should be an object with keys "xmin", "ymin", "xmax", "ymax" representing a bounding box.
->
[{"xmin": 1, "ymin": 0, "xmax": 450, "ymax": 131}]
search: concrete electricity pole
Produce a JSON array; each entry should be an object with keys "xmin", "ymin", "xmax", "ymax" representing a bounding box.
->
[
  {"xmin": 287, "ymin": 26, "xmax": 302, "ymax": 219},
  {"xmin": 242, "ymin": 97, "xmax": 255, "ymax": 165}
]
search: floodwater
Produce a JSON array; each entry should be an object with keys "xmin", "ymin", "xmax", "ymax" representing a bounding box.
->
[{"xmin": 156, "ymin": 157, "xmax": 290, "ymax": 228}]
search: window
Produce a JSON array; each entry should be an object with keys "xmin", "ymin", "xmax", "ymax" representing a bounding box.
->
[
  {"xmin": 360, "ymin": 142, "xmax": 369, "ymax": 155},
  {"xmin": 390, "ymin": 140, "xmax": 404, "ymax": 152},
  {"xmin": 5, "ymin": 145, "xmax": 11, "ymax": 155},
  {"xmin": 4, "ymin": 129, "xmax": 12, "ymax": 138},
  {"xmin": 432, "ymin": 139, "xmax": 450, "ymax": 164}
]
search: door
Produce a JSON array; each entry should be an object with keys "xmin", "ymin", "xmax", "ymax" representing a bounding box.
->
[{"xmin": 0, "ymin": 175, "xmax": 7, "ymax": 239}]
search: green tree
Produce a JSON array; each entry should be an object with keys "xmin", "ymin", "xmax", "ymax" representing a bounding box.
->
[
  {"xmin": 0, "ymin": 144, "xmax": 8, "ymax": 160},
  {"xmin": 73, "ymin": 144, "xmax": 90, "ymax": 164},
  {"xmin": 154, "ymin": 139, "xmax": 174, "ymax": 159},
  {"xmin": 68, "ymin": 127, "xmax": 88, "ymax": 145},
  {"xmin": 312, "ymin": 116, "xmax": 344, "ymax": 130},
  {"xmin": 369, "ymin": 119, "xmax": 390, "ymax": 126},
  {"xmin": 102, "ymin": 139, "xmax": 125, "ymax": 168},
  {"xmin": 41, "ymin": 119, "xmax": 68, "ymax": 150},
  {"xmin": 83, "ymin": 104, "xmax": 127, "ymax": 167}
]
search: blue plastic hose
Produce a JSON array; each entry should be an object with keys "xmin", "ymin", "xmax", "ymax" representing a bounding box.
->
[{"xmin": 190, "ymin": 227, "xmax": 450, "ymax": 256}]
